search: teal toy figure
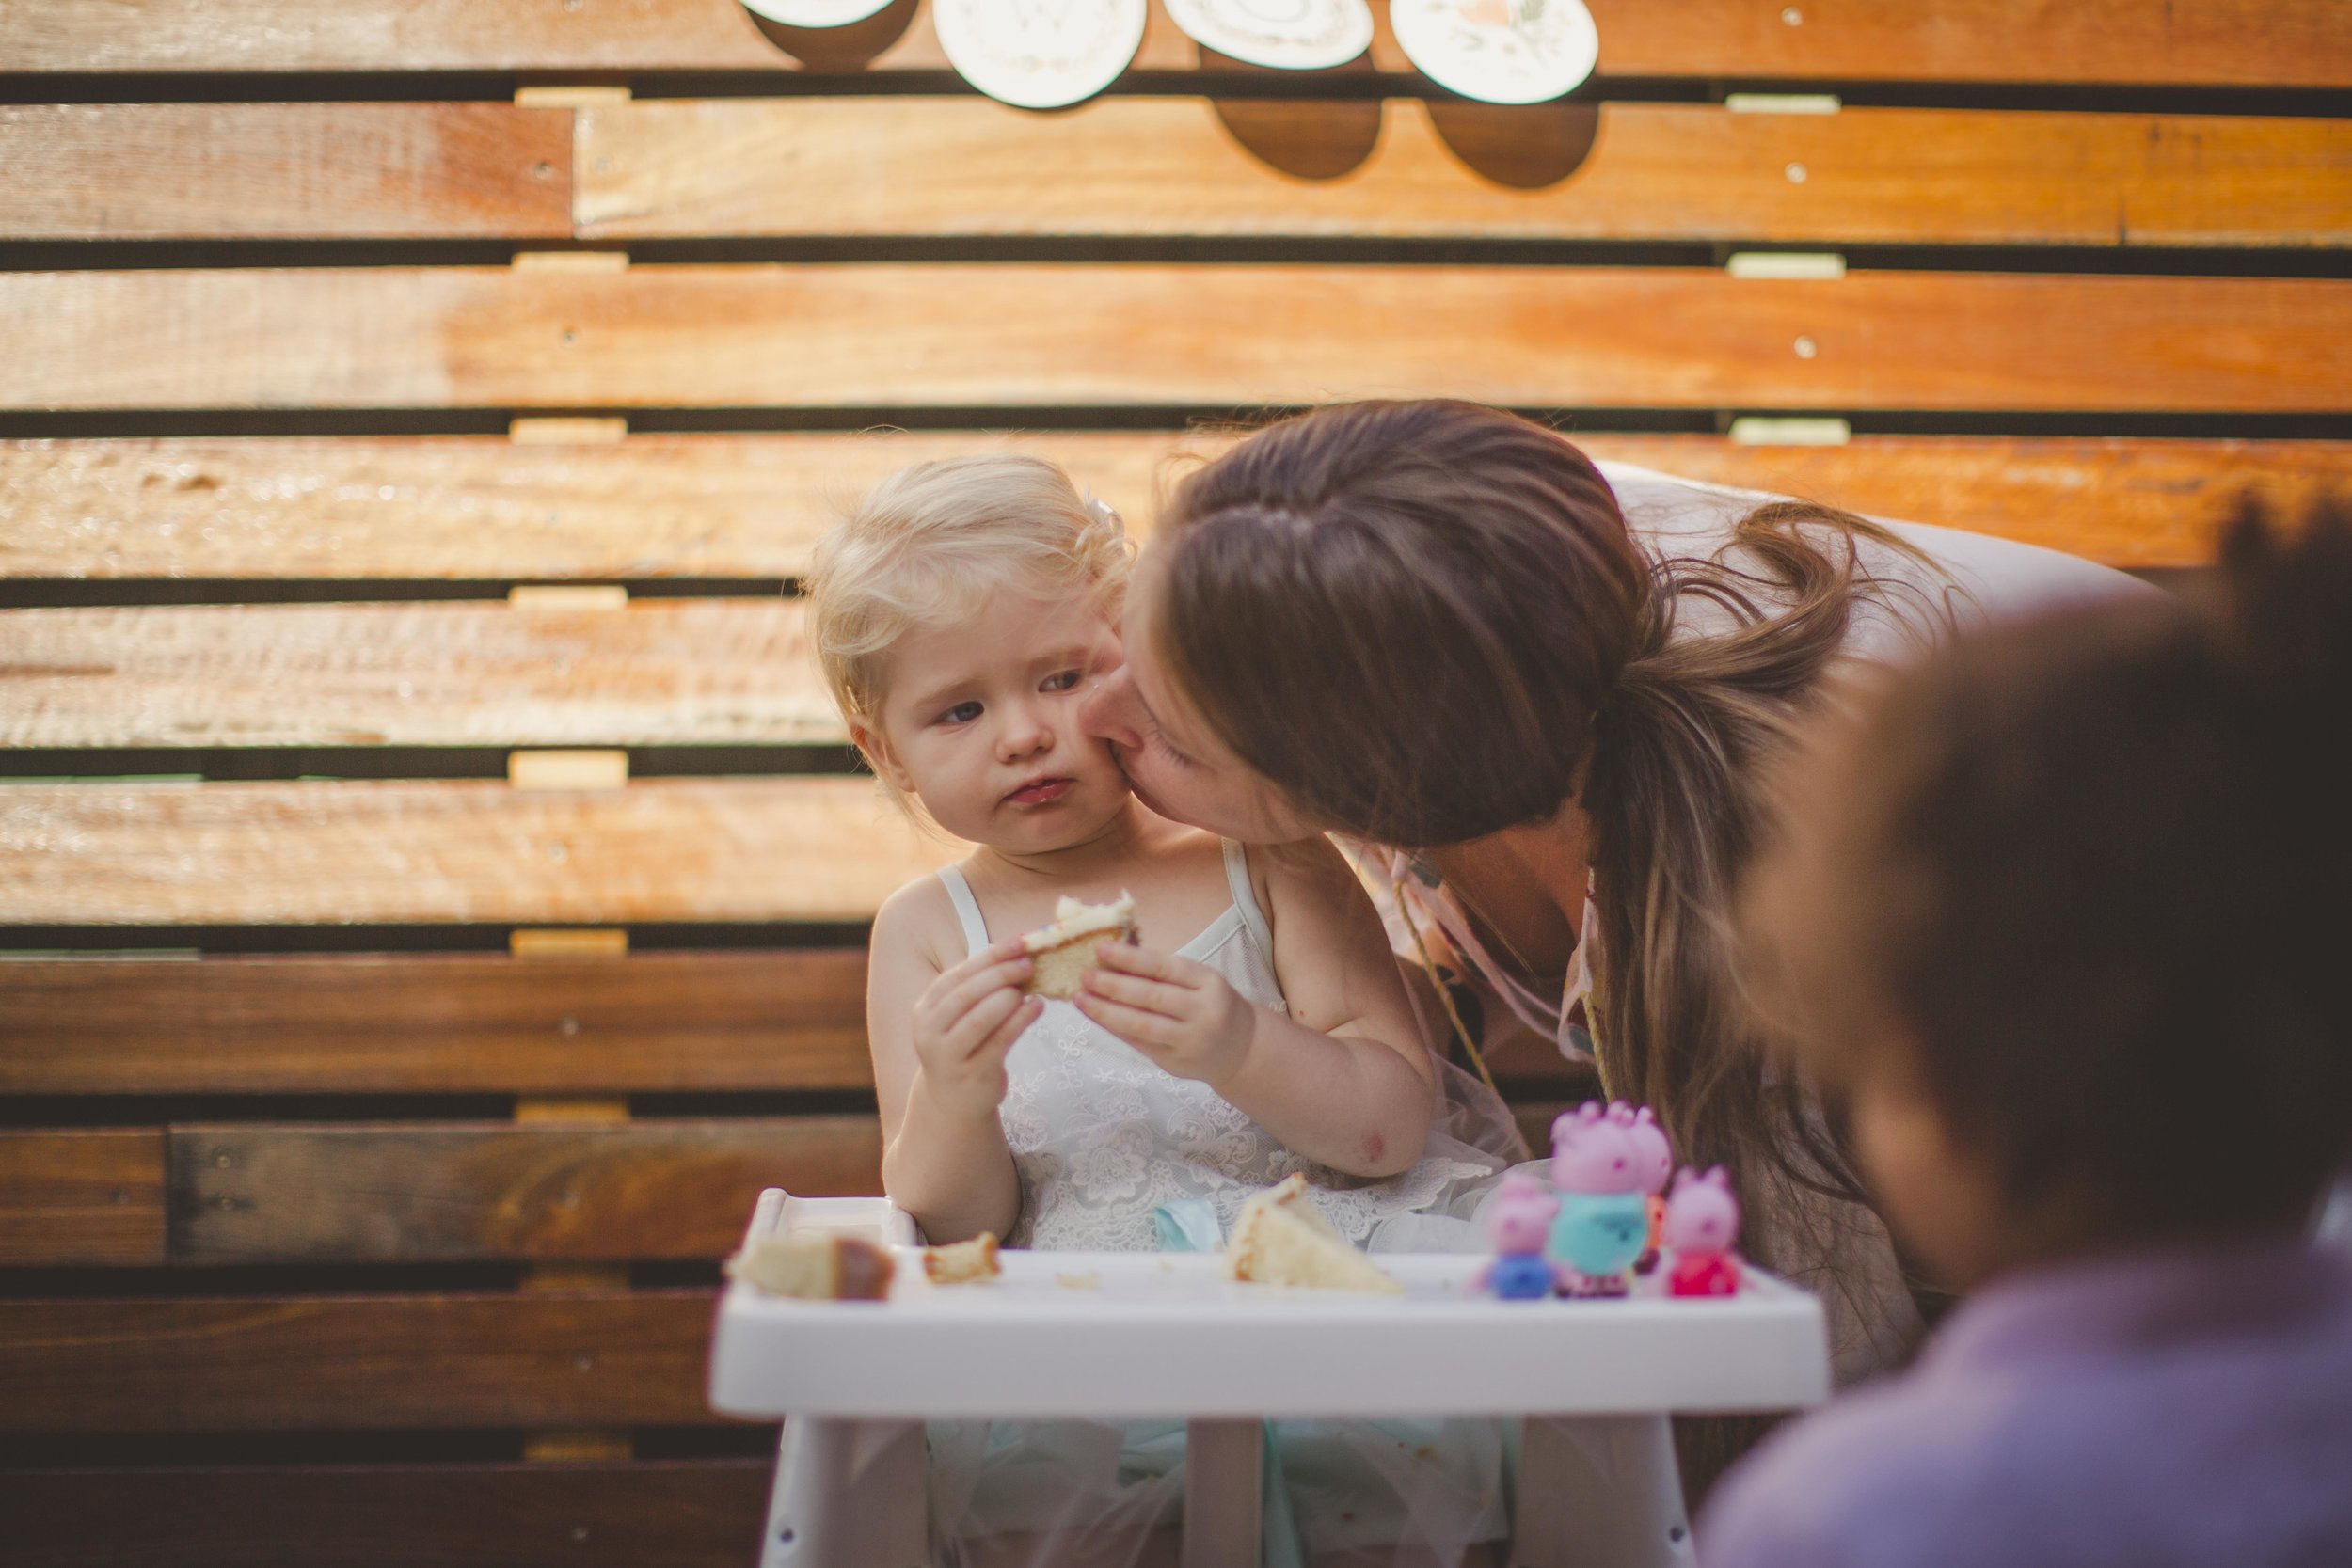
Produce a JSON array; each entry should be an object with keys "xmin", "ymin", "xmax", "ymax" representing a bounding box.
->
[{"xmin": 1547, "ymin": 1101, "xmax": 1651, "ymax": 1296}]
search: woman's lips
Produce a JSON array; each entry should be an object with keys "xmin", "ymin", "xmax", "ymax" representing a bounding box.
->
[{"xmin": 1005, "ymin": 777, "xmax": 1075, "ymax": 806}]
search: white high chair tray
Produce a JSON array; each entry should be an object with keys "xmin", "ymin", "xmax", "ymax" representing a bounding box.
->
[{"xmin": 707, "ymin": 1191, "xmax": 1829, "ymax": 1421}]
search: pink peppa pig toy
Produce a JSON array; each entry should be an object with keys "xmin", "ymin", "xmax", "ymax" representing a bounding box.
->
[
  {"xmin": 1661, "ymin": 1165, "xmax": 1744, "ymax": 1298},
  {"xmin": 1547, "ymin": 1101, "xmax": 1651, "ymax": 1295},
  {"xmin": 1477, "ymin": 1171, "xmax": 1565, "ymax": 1301}
]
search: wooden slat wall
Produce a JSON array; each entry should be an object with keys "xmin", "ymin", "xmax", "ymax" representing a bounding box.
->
[{"xmin": 3, "ymin": 1, "xmax": 2346, "ymax": 1560}]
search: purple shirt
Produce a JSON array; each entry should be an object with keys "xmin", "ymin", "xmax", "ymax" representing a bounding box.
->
[{"xmin": 1699, "ymin": 1238, "xmax": 2352, "ymax": 1568}]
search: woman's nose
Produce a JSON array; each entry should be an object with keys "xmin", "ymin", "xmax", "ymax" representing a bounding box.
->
[{"xmin": 1078, "ymin": 668, "xmax": 1143, "ymax": 750}]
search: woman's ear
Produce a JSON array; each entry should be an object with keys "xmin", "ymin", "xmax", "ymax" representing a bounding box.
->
[{"xmin": 848, "ymin": 718, "xmax": 916, "ymax": 795}]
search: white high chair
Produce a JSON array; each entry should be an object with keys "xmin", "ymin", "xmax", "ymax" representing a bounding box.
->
[{"xmin": 707, "ymin": 1190, "xmax": 1831, "ymax": 1568}]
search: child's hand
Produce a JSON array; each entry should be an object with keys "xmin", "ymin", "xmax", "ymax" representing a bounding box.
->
[
  {"xmin": 1074, "ymin": 941, "xmax": 1257, "ymax": 1087},
  {"xmin": 910, "ymin": 938, "xmax": 1041, "ymax": 1121}
]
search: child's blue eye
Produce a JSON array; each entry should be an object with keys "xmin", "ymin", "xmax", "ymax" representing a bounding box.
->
[
  {"xmin": 941, "ymin": 701, "xmax": 983, "ymax": 725},
  {"xmin": 1041, "ymin": 670, "xmax": 1082, "ymax": 694}
]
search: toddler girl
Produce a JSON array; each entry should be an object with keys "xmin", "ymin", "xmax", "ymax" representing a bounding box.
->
[{"xmin": 806, "ymin": 453, "xmax": 1504, "ymax": 1563}]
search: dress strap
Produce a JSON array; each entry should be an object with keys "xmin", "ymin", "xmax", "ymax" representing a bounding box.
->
[
  {"xmin": 1219, "ymin": 840, "xmax": 1276, "ymax": 965},
  {"xmin": 935, "ymin": 863, "xmax": 991, "ymax": 959}
]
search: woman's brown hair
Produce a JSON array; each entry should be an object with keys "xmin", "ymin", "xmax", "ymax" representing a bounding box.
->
[{"xmin": 1152, "ymin": 400, "xmax": 1931, "ymax": 1272}]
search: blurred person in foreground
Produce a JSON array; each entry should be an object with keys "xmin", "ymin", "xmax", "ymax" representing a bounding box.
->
[{"xmin": 1705, "ymin": 500, "xmax": 2352, "ymax": 1568}]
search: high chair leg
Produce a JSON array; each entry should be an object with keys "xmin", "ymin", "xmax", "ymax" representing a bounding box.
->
[
  {"xmin": 761, "ymin": 1415, "xmax": 929, "ymax": 1568},
  {"xmin": 1509, "ymin": 1414, "xmax": 1693, "ymax": 1568},
  {"xmin": 1182, "ymin": 1418, "xmax": 1263, "ymax": 1568}
]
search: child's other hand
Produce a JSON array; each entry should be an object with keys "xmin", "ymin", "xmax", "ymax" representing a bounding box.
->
[
  {"xmin": 1074, "ymin": 941, "xmax": 1256, "ymax": 1087},
  {"xmin": 910, "ymin": 938, "xmax": 1041, "ymax": 1121}
]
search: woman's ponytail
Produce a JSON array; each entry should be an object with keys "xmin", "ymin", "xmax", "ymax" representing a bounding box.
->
[{"xmin": 1581, "ymin": 504, "xmax": 1942, "ymax": 1243}]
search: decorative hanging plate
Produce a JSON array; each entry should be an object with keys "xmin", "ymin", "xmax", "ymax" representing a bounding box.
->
[
  {"xmin": 1391, "ymin": 0, "xmax": 1599, "ymax": 105},
  {"xmin": 934, "ymin": 0, "xmax": 1151, "ymax": 108},
  {"xmin": 1163, "ymin": 0, "xmax": 1374, "ymax": 71},
  {"xmin": 739, "ymin": 0, "xmax": 897, "ymax": 29}
]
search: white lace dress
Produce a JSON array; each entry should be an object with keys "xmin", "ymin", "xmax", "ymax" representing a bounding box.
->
[
  {"xmin": 928, "ymin": 841, "xmax": 1510, "ymax": 1565},
  {"xmin": 937, "ymin": 839, "xmax": 1499, "ymax": 1252}
]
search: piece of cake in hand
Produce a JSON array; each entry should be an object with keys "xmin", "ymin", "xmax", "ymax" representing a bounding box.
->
[
  {"xmin": 1226, "ymin": 1174, "xmax": 1403, "ymax": 1294},
  {"xmin": 922, "ymin": 1231, "xmax": 1003, "ymax": 1284},
  {"xmin": 724, "ymin": 1232, "xmax": 895, "ymax": 1300},
  {"xmin": 1021, "ymin": 891, "xmax": 1137, "ymax": 1000}
]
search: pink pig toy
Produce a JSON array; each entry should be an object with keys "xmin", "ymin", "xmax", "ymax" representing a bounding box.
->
[
  {"xmin": 1478, "ymin": 1171, "xmax": 1565, "ymax": 1300},
  {"xmin": 1549, "ymin": 1101, "xmax": 1645, "ymax": 1196},
  {"xmin": 1548, "ymin": 1102, "xmax": 1650, "ymax": 1292},
  {"xmin": 1661, "ymin": 1165, "xmax": 1744, "ymax": 1298},
  {"xmin": 1625, "ymin": 1106, "xmax": 1673, "ymax": 1196}
]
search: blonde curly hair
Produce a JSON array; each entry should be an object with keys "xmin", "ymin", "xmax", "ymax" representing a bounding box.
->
[{"xmin": 807, "ymin": 453, "xmax": 1132, "ymax": 737}]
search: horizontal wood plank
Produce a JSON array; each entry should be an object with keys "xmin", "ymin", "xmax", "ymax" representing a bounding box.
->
[
  {"xmin": 0, "ymin": 952, "xmax": 869, "ymax": 1095},
  {"xmin": 2, "ymin": 1460, "xmax": 771, "ymax": 1568},
  {"xmin": 3, "ymin": 434, "xmax": 2343, "ymax": 578},
  {"xmin": 0, "ymin": 777, "xmax": 957, "ymax": 926},
  {"xmin": 580, "ymin": 97, "xmax": 2352, "ymax": 248},
  {"xmin": 0, "ymin": 103, "xmax": 572, "ymax": 242},
  {"xmin": 0, "ymin": 599, "xmax": 839, "ymax": 749},
  {"xmin": 7, "ymin": 265, "xmax": 2347, "ymax": 413},
  {"xmin": 0, "ymin": 1291, "xmax": 724, "ymax": 1431},
  {"xmin": 171, "ymin": 1119, "xmax": 880, "ymax": 1264},
  {"xmin": 0, "ymin": 1130, "xmax": 166, "ymax": 1267},
  {"xmin": 4, "ymin": 0, "xmax": 2345, "ymax": 87},
  {"xmin": 31, "ymin": 98, "xmax": 2347, "ymax": 249},
  {"xmin": 0, "ymin": 431, "xmax": 1190, "ymax": 580}
]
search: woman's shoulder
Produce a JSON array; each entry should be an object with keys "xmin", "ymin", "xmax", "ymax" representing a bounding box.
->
[{"xmin": 1594, "ymin": 458, "xmax": 2154, "ymax": 656}]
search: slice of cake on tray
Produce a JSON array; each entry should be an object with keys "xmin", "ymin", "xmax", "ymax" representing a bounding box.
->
[
  {"xmin": 724, "ymin": 1232, "xmax": 895, "ymax": 1300},
  {"xmin": 1022, "ymin": 891, "xmax": 1137, "ymax": 999},
  {"xmin": 1226, "ymin": 1174, "xmax": 1402, "ymax": 1294}
]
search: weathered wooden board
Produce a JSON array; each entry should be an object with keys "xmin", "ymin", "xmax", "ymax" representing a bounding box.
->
[
  {"xmin": 170, "ymin": 1118, "xmax": 881, "ymax": 1263},
  {"xmin": 0, "ymin": 599, "xmax": 842, "ymax": 749},
  {"xmin": 0, "ymin": 952, "xmax": 869, "ymax": 1095},
  {"xmin": 0, "ymin": 103, "xmax": 572, "ymax": 242},
  {"xmin": 0, "ymin": 1291, "xmax": 723, "ymax": 1431},
  {"xmin": 580, "ymin": 98, "xmax": 2352, "ymax": 248},
  {"xmin": 4, "ymin": 0, "xmax": 2345, "ymax": 87},
  {"xmin": 3, "ymin": 434, "xmax": 2343, "ymax": 578},
  {"xmin": 3, "ymin": 1460, "xmax": 771, "ymax": 1568},
  {"xmin": 7, "ymin": 266, "xmax": 2347, "ymax": 413},
  {"xmin": 0, "ymin": 776, "xmax": 958, "ymax": 926},
  {"xmin": 0, "ymin": 1130, "xmax": 167, "ymax": 1267},
  {"xmin": 0, "ymin": 431, "xmax": 1193, "ymax": 580}
]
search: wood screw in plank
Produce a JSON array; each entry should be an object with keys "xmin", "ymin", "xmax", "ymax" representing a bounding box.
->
[
  {"xmin": 1793, "ymin": 336, "xmax": 1819, "ymax": 358},
  {"xmin": 1786, "ymin": 162, "xmax": 1807, "ymax": 183},
  {"xmin": 1780, "ymin": 7, "xmax": 1800, "ymax": 24}
]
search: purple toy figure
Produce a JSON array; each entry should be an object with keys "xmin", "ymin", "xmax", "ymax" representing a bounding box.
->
[
  {"xmin": 1547, "ymin": 1101, "xmax": 1650, "ymax": 1295},
  {"xmin": 1661, "ymin": 1165, "xmax": 1744, "ymax": 1298},
  {"xmin": 1478, "ymin": 1171, "xmax": 1564, "ymax": 1301}
]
